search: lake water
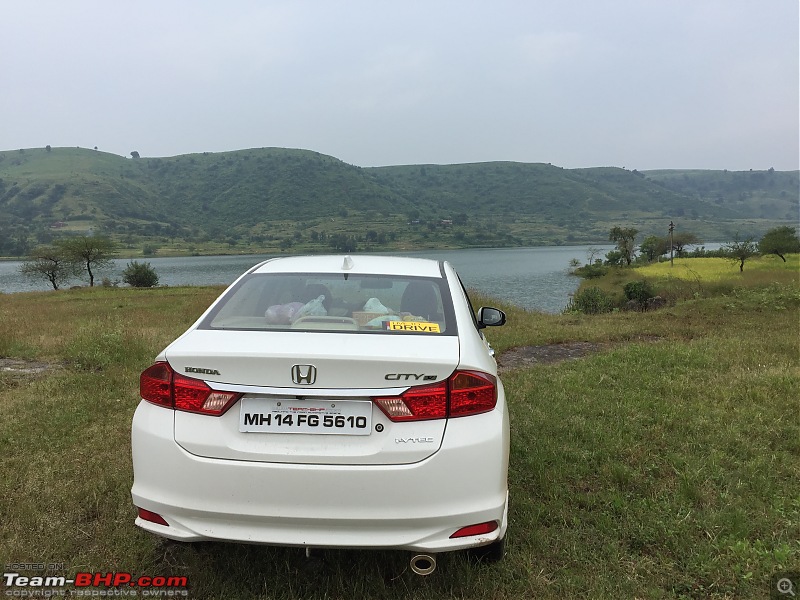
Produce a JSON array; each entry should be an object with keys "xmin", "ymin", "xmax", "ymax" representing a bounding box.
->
[{"xmin": 0, "ymin": 245, "xmax": 614, "ymax": 313}]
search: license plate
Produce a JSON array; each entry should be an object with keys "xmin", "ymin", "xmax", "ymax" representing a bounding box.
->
[{"xmin": 239, "ymin": 397, "xmax": 372, "ymax": 435}]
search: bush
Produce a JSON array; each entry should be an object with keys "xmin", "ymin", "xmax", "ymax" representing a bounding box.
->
[
  {"xmin": 574, "ymin": 263, "xmax": 609, "ymax": 279},
  {"xmin": 623, "ymin": 280, "xmax": 654, "ymax": 304},
  {"xmin": 122, "ymin": 261, "xmax": 159, "ymax": 288},
  {"xmin": 564, "ymin": 286, "xmax": 613, "ymax": 314},
  {"xmin": 604, "ymin": 250, "xmax": 625, "ymax": 266}
]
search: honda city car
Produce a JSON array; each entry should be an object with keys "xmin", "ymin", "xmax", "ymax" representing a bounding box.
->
[{"xmin": 131, "ymin": 254, "xmax": 509, "ymax": 573}]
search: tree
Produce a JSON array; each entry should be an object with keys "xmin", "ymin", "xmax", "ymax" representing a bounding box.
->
[
  {"xmin": 19, "ymin": 244, "xmax": 79, "ymax": 290},
  {"xmin": 759, "ymin": 226, "xmax": 800, "ymax": 262},
  {"xmin": 609, "ymin": 226, "xmax": 638, "ymax": 265},
  {"xmin": 604, "ymin": 249, "xmax": 625, "ymax": 266},
  {"xmin": 329, "ymin": 233, "xmax": 358, "ymax": 252},
  {"xmin": 453, "ymin": 212, "xmax": 468, "ymax": 225},
  {"xmin": 639, "ymin": 235, "xmax": 669, "ymax": 262},
  {"xmin": 586, "ymin": 247, "xmax": 603, "ymax": 264},
  {"xmin": 671, "ymin": 232, "xmax": 701, "ymax": 257},
  {"xmin": 724, "ymin": 234, "xmax": 757, "ymax": 272},
  {"xmin": 122, "ymin": 261, "xmax": 159, "ymax": 287},
  {"xmin": 61, "ymin": 235, "xmax": 116, "ymax": 287},
  {"xmin": 130, "ymin": 151, "xmax": 140, "ymax": 159}
]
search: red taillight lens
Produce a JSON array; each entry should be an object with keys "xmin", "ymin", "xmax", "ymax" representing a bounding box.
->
[
  {"xmin": 140, "ymin": 363, "xmax": 172, "ymax": 408},
  {"xmin": 374, "ymin": 381, "xmax": 448, "ymax": 421},
  {"xmin": 373, "ymin": 370, "xmax": 496, "ymax": 422},
  {"xmin": 450, "ymin": 520, "xmax": 499, "ymax": 539},
  {"xmin": 449, "ymin": 371, "xmax": 497, "ymax": 417},
  {"xmin": 137, "ymin": 507, "xmax": 169, "ymax": 527},
  {"xmin": 139, "ymin": 362, "xmax": 241, "ymax": 416}
]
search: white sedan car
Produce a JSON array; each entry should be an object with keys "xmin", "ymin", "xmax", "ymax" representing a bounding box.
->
[{"xmin": 131, "ymin": 255, "xmax": 509, "ymax": 573}]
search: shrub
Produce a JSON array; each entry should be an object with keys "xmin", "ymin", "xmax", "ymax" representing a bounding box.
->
[
  {"xmin": 564, "ymin": 286, "xmax": 613, "ymax": 314},
  {"xmin": 623, "ymin": 280, "xmax": 654, "ymax": 304},
  {"xmin": 122, "ymin": 261, "xmax": 159, "ymax": 288},
  {"xmin": 604, "ymin": 249, "xmax": 625, "ymax": 266},
  {"xmin": 574, "ymin": 263, "xmax": 609, "ymax": 279}
]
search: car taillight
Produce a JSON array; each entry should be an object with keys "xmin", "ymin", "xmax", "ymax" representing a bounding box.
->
[
  {"xmin": 140, "ymin": 362, "xmax": 241, "ymax": 416},
  {"xmin": 140, "ymin": 363, "xmax": 172, "ymax": 408},
  {"xmin": 373, "ymin": 370, "xmax": 496, "ymax": 422},
  {"xmin": 374, "ymin": 381, "xmax": 448, "ymax": 421},
  {"xmin": 449, "ymin": 371, "xmax": 497, "ymax": 416}
]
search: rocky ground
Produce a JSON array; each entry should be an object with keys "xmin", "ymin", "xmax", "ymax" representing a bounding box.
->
[
  {"xmin": 0, "ymin": 358, "xmax": 55, "ymax": 375},
  {"xmin": 496, "ymin": 342, "xmax": 609, "ymax": 373}
]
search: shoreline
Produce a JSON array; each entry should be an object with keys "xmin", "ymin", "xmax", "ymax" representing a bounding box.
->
[{"xmin": 0, "ymin": 240, "xmax": 614, "ymax": 262}]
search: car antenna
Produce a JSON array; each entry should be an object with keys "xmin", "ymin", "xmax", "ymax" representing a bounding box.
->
[{"xmin": 341, "ymin": 255, "xmax": 354, "ymax": 280}]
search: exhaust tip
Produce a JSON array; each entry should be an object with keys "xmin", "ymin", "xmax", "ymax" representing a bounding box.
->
[{"xmin": 410, "ymin": 554, "xmax": 437, "ymax": 576}]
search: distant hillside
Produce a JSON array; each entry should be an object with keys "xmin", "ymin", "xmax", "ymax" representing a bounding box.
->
[
  {"xmin": 0, "ymin": 146, "xmax": 796, "ymax": 257},
  {"xmin": 642, "ymin": 169, "xmax": 797, "ymax": 221}
]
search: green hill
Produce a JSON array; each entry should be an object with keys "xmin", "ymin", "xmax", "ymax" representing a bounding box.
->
[{"xmin": 0, "ymin": 146, "xmax": 796, "ymax": 256}]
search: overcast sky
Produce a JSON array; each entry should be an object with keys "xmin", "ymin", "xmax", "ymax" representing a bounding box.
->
[{"xmin": 2, "ymin": 1, "xmax": 797, "ymax": 170}]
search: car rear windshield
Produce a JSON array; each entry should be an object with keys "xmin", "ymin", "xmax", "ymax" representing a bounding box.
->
[{"xmin": 199, "ymin": 273, "xmax": 457, "ymax": 335}]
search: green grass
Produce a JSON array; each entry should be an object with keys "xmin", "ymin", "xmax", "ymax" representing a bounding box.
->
[
  {"xmin": 638, "ymin": 254, "xmax": 800, "ymax": 280},
  {"xmin": 1, "ymin": 280, "xmax": 798, "ymax": 599},
  {"xmin": 568, "ymin": 254, "xmax": 800, "ymax": 308}
]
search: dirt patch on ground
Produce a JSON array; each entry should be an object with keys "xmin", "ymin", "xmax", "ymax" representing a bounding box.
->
[
  {"xmin": 496, "ymin": 342, "xmax": 608, "ymax": 373},
  {"xmin": 497, "ymin": 336, "xmax": 664, "ymax": 372},
  {"xmin": 0, "ymin": 358, "xmax": 58, "ymax": 375}
]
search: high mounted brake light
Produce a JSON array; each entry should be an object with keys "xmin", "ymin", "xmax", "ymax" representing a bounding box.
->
[
  {"xmin": 140, "ymin": 362, "xmax": 241, "ymax": 416},
  {"xmin": 373, "ymin": 370, "xmax": 496, "ymax": 422}
]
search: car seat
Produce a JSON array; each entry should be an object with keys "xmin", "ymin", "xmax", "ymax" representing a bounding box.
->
[{"xmin": 400, "ymin": 281, "xmax": 439, "ymax": 320}]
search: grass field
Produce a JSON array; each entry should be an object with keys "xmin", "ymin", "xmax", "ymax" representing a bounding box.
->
[
  {"xmin": 571, "ymin": 254, "xmax": 800, "ymax": 309},
  {"xmin": 1, "ymin": 262, "xmax": 798, "ymax": 598},
  {"xmin": 637, "ymin": 254, "xmax": 799, "ymax": 281}
]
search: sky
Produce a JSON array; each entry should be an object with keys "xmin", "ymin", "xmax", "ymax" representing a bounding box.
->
[{"xmin": 1, "ymin": 0, "xmax": 798, "ymax": 171}]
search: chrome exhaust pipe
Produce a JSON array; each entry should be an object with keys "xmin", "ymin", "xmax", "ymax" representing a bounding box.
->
[{"xmin": 409, "ymin": 553, "xmax": 437, "ymax": 576}]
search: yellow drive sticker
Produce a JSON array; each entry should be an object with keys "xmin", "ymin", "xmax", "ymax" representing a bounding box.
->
[{"xmin": 386, "ymin": 321, "xmax": 441, "ymax": 333}]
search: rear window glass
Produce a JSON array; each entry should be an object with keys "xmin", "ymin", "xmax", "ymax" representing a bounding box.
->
[{"xmin": 199, "ymin": 273, "xmax": 456, "ymax": 335}]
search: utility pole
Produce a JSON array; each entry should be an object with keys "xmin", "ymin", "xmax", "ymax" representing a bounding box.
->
[{"xmin": 669, "ymin": 221, "xmax": 675, "ymax": 267}]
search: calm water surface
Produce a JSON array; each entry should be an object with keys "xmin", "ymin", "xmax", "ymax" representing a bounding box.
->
[{"xmin": 0, "ymin": 246, "xmax": 613, "ymax": 313}]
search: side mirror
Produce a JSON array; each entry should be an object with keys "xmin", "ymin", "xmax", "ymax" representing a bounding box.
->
[{"xmin": 476, "ymin": 307, "xmax": 506, "ymax": 329}]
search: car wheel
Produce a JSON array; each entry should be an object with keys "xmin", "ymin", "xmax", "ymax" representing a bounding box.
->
[{"xmin": 467, "ymin": 536, "xmax": 505, "ymax": 563}]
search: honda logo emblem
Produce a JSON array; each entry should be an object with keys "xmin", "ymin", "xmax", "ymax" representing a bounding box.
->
[{"xmin": 291, "ymin": 364, "xmax": 317, "ymax": 385}]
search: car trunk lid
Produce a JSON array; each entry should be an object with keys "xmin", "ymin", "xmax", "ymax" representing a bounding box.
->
[{"xmin": 167, "ymin": 330, "xmax": 458, "ymax": 465}]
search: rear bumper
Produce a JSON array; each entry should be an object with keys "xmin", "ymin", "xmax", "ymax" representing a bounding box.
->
[{"xmin": 131, "ymin": 400, "xmax": 509, "ymax": 552}]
